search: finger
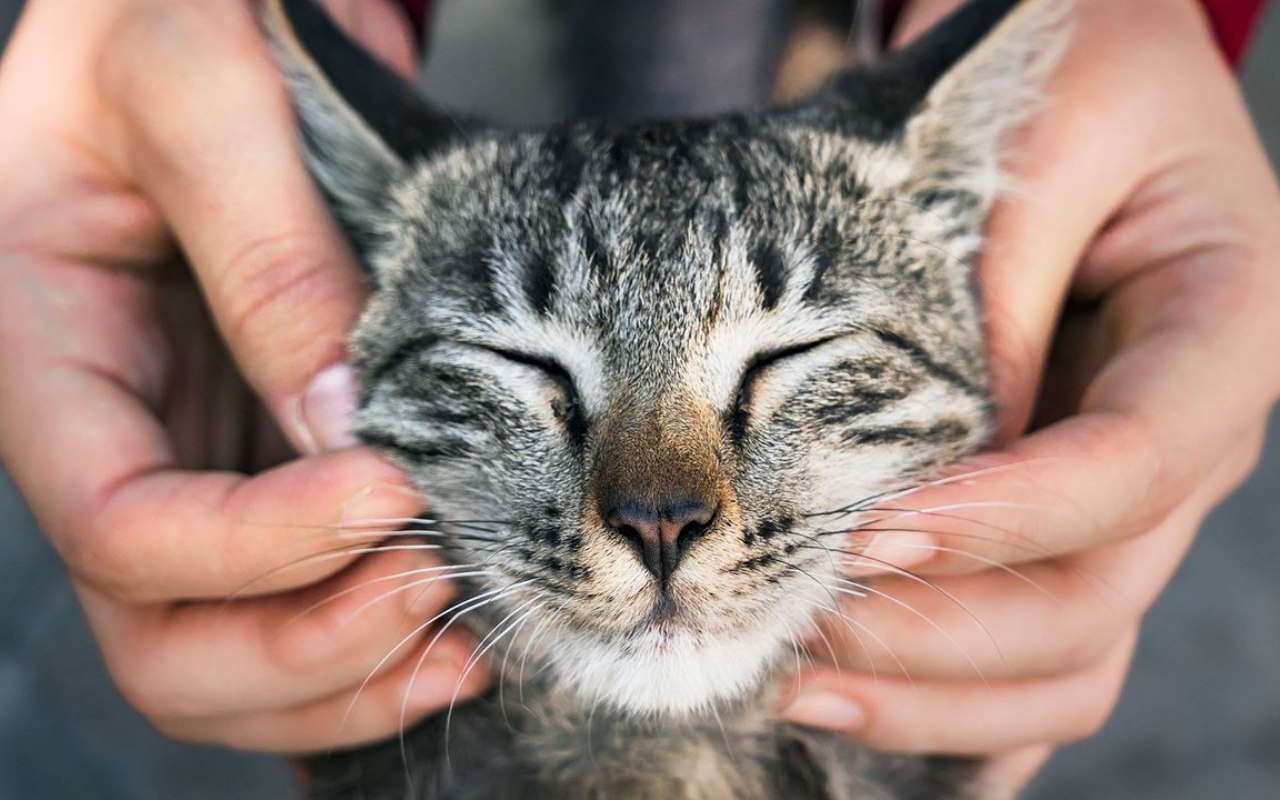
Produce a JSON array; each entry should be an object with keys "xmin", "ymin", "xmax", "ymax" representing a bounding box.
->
[
  {"xmin": 860, "ymin": 0, "xmax": 1280, "ymax": 572},
  {"xmin": 99, "ymin": 1, "xmax": 370, "ymax": 453},
  {"xmin": 0, "ymin": 257, "xmax": 421, "ymax": 603},
  {"xmin": 853, "ymin": 395, "xmax": 1270, "ymax": 575},
  {"xmin": 156, "ymin": 628, "xmax": 487, "ymax": 753},
  {"xmin": 73, "ymin": 445, "xmax": 425, "ymax": 601},
  {"xmin": 86, "ymin": 547, "xmax": 483, "ymax": 719},
  {"xmin": 812, "ymin": 435, "xmax": 1250, "ymax": 681},
  {"xmin": 971, "ymin": 0, "xmax": 1237, "ymax": 437},
  {"xmin": 981, "ymin": 745, "xmax": 1054, "ymax": 800},
  {"xmin": 783, "ymin": 630, "xmax": 1137, "ymax": 754},
  {"xmin": 816, "ymin": 502, "xmax": 1191, "ymax": 681}
]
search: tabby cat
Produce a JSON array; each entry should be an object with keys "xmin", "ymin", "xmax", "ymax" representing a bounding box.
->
[{"xmin": 264, "ymin": 0, "xmax": 1066, "ymax": 796}]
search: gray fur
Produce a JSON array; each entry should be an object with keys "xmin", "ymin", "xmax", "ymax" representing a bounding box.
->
[{"xmin": 264, "ymin": 0, "xmax": 1068, "ymax": 797}]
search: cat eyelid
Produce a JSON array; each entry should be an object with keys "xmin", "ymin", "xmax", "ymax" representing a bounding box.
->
[
  {"xmin": 470, "ymin": 344, "xmax": 580, "ymax": 399},
  {"xmin": 473, "ymin": 344, "xmax": 589, "ymax": 442},
  {"xmin": 731, "ymin": 335, "xmax": 843, "ymax": 427},
  {"xmin": 741, "ymin": 335, "xmax": 843, "ymax": 383}
]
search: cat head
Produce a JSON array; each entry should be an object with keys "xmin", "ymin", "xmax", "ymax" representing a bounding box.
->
[{"xmin": 266, "ymin": 0, "xmax": 1066, "ymax": 715}]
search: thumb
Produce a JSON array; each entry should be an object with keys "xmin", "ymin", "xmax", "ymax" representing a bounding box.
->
[{"xmin": 100, "ymin": 1, "xmax": 400, "ymax": 453}]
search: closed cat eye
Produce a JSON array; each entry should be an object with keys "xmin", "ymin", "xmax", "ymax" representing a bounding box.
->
[
  {"xmin": 737, "ymin": 336, "xmax": 841, "ymax": 401},
  {"xmin": 264, "ymin": 0, "xmax": 1069, "ymax": 794},
  {"xmin": 479, "ymin": 346, "xmax": 586, "ymax": 431}
]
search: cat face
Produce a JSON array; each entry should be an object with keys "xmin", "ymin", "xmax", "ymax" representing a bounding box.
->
[{"xmin": 267, "ymin": 0, "xmax": 1064, "ymax": 715}]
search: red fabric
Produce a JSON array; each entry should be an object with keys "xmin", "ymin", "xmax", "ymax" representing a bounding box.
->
[
  {"xmin": 883, "ymin": 0, "xmax": 1266, "ymax": 66},
  {"xmin": 1200, "ymin": 0, "xmax": 1268, "ymax": 63}
]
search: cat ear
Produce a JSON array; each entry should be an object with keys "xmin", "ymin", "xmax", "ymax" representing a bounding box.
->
[
  {"xmin": 262, "ymin": 0, "xmax": 461, "ymax": 259},
  {"xmin": 821, "ymin": 0, "xmax": 1068, "ymax": 209}
]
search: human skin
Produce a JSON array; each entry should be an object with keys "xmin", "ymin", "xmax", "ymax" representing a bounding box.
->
[
  {"xmin": 0, "ymin": 0, "xmax": 1277, "ymax": 786},
  {"xmin": 0, "ymin": 0, "xmax": 486, "ymax": 751},
  {"xmin": 779, "ymin": 0, "xmax": 1280, "ymax": 794}
]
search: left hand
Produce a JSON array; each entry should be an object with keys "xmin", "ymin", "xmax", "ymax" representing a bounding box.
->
[{"xmin": 780, "ymin": 0, "xmax": 1280, "ymax": 794}]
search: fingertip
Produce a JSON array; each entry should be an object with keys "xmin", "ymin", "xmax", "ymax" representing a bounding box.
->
[
  {"xmin": 982, "ymin": 745, "xmax": 1055, "ymax": 799},
  {"xmin": 842, "ymin": 530, "xmax": 937, "ymax": 577},
  {"xmin": 406, "ymin": 632, "xmax": 490, "ymax": 711},
  {"xmin": 782, "ymin": 689, "xmax": 867, "ymax": 734},
  {"xmin": 336, "ymin": 474, "xmax": 423, "ymax": 528},
  {"xmin": 401, "ymin": 566, "xmax": 458, "ymax": 617},
  {"xmin": 295, "ymin": 362, "xmax": 361, "ymax": 455}
]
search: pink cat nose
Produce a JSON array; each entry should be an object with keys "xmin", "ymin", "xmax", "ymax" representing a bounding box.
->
[{"xmin": 604, "ymin": 500, "xmax": 718, "ymax": 585}]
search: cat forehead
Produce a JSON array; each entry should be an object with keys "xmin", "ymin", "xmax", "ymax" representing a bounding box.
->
[
  {"xmin": 373, "ymin": 119, "xmax": 914, "ymax": 322},
  {"xmin": 393, "ymin": 118, "xmax": 910, "ymax": 226},
  {"xmin": 353, "ymin": 120, "xmax": 933, "ymax": 413}
]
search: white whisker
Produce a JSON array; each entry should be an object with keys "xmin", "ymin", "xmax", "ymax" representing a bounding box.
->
[
  {"xmin": 399, "ymin": 580, "xmax": 536, "ymax": 775},
  {"xmin": 225, "ymin": 543, "xmax": 451, "ymax": 603},
  {"xmin": 447, "ymin": 598, "xmax": 542, "ymax": 749},
  {"xmin": 834, "ymin": 580, "xmax": 999, "ymax": 684},
  {"xmin": 285, "ymin": 563, "xmax": 485, "ymax": 628},
  {"xmin": 335, "ymin": 582, "xmax": 513, "ymax": 745}
]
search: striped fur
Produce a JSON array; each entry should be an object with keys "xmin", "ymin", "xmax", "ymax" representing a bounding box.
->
[{"xmin": 265, "ymin": 0, "xmax": 1069, "ymax": 797}]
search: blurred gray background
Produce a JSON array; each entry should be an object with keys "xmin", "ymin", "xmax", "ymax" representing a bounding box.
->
[{"xmin": 1, "ymin": 1, "xmax": 1277, "ymax": 798}]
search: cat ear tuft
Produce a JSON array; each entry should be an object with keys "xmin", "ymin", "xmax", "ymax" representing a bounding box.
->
[
  {"xmin": 902, "ymin": 0, "xmax": 1069, "ymax": 205},
  {"xmin": 822, "ymin": 0, "xmax": 1070, "ymax": 210},
  {"xmin": 262, "ymin": 0, "xmax": 461, "ymax": 261}
]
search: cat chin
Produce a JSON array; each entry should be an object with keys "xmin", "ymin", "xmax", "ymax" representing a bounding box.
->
[{"xmin": 544, "ymin": 609, "xmax": 806, "ymax": 717}]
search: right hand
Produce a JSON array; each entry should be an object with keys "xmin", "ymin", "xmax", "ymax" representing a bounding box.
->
[{"xmin": 0, "ymin": 0, "xmax": 489, "ymax": 752}]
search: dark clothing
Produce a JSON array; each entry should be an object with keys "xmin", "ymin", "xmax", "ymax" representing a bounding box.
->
[{"xmin": 401, "ymin": 0, "xmax": 1271, "ymax": 68}]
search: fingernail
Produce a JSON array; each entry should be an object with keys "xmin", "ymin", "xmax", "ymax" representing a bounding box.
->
[
  {"xmin": 297, "ymin": 363, "xmax": 360, "ymax": 454},
  {"xmin": 783, "ymin": 691, "xmax": 866, "ymax": 732},
  {"xmin": 843, "ymin": 530, "xmax": 936, "ymax": 577},
  {"xmin": 410, "ymin": 636, "xmax": 486, "ymax": 704},
  {"xmin": 340, "ymin": 481, "xmax": 425, "ymax": 531},
  {"xmin": 403, "ymin": 568, "xmax": 456, "ymax": 616}
]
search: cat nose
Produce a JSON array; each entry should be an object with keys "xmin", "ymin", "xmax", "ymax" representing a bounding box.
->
[{"xmin": 604, "ymin": 500, "xmax": 718, "ymax": 585}]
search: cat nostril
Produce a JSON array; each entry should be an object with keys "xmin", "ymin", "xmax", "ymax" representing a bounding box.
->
[
  {"xmin": 603, "ymin": 501, "xmax": 718, "ymax": 585},
  {"xmin": 615, "ymin": 524, "xmax": 645, "ymax": 551},
  {"xmin": 677, "ymin": 510, "xmax": 715, "ymax": 550}
]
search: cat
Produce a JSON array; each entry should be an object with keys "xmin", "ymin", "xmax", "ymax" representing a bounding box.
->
[{"xmin": 263, "ymin": 0, "xmax": 1067, "ymax": 797}]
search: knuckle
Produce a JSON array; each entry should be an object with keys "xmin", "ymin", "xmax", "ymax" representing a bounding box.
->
[
  {"xmin": 1056, "ymin": 644, "xmax": 1132, "ymax": 744},
  {"xmin": 1053, "ymin": 632, "xmax": 1114, "ymax": 676},
  {"xmin": 1059, "ymin": 711, "xmax": 1105, "ymax": 743},
  {"xmin": 149, "ymin": 714, "xmax": 227, "ymax": 747},
  {"xmin": 99, "ymin": 4, "xmax": 212, "ymax": 107},
  {"xmin": 97, "ymin": 618, "xmax": 219, "ymax": 721},
  {"xmin": 1061, "ymin": 695, "xmax": 1116, "ymax": 743},
  {"xmin": 62, "ymin": 515, "xmax": 150, "ymax": 603},
  {"xmin": 112, "ymin": 657, "xmax": 217, "ymax": 721},
  {"xmin": 65, "ymin": 490, "xmax": 172, "ymax": 604},
  {"xmin": 1091, "ymin": 408, "xmax": 1176, "ymax": 539},
  {"xmin": 1050, "ymin": 596, "xmax": 1131, "ymax": 675},
  {"xmin": 266, "ymin": 588, "xmax": 376, "ymax": 675},
  {"xmin": 214, "ymin": 232, "xmax": 339, "ymax": 344},
  {"xmin": 104, "ymin": 650, "xmax": 171, "ymax": 720},
  {"xmin": 1227, "ymin": 427, "xmax": 1267, "ymax": 486}
]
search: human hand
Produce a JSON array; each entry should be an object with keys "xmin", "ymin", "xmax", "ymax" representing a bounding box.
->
[
  {"xmin": 781, "ymin": 0, "xmax": 1280, "ymax": 793},
  {"xmin": 0, "ymin": 0, "xmax": 487, "ymax": 753}
]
